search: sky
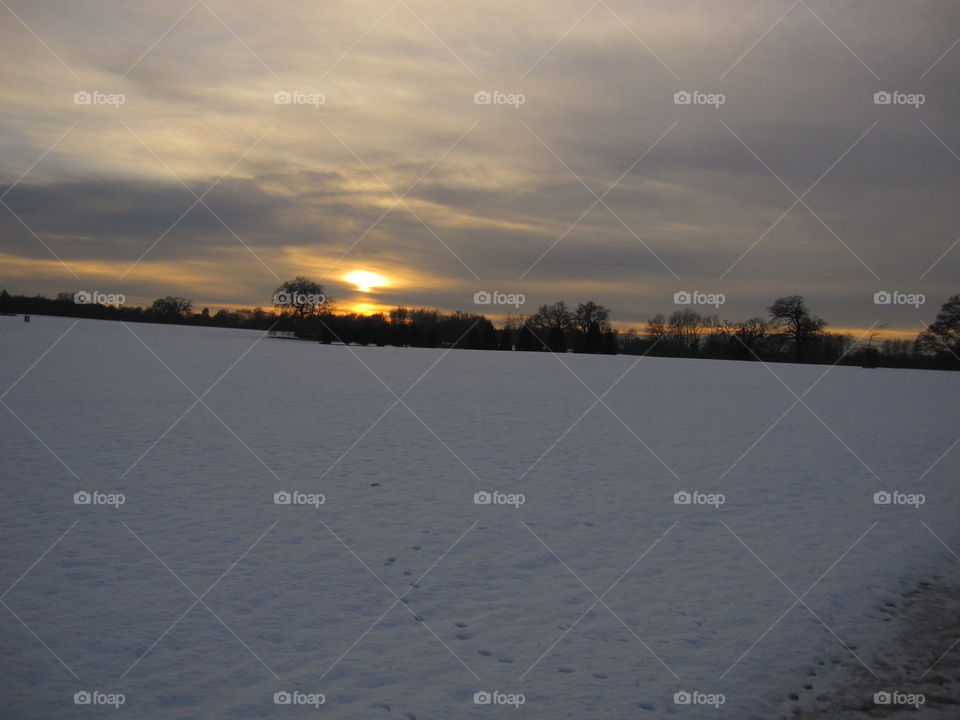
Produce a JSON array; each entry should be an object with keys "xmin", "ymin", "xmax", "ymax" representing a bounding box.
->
[{"xmin": 1, "ymin": 0, "xmax": 958, "ymax": 335}]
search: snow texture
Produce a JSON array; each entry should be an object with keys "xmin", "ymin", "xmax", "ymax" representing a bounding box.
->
[{"xmin": 2, "ymin": 315, "xmax": 958, "ymax": 718}]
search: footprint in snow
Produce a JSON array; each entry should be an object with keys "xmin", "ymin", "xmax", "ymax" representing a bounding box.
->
[
  {"xmin": 454, "ymin": 622, "xmax": 468, "ymax": 628},
  {"xmin": 403, "ymin": 570, "xmax": 412, "ymax": 576},
  {"xmin": 478, "ymin": 649, "xmax": 493, "ymax": 656},
  {"xmin": 592, "ymin": 673, "xmax": 608, "ymax": 679},
  {"xmin": 412, "ymin": 545, "xmax": 421, "ymax": 550},
  {"xmin": 456, "ymin": 633, "xmax": 472, "ymax": 640},
  {"xmin": 636, "ymin": 701, "xmax": 655, "ymax": 711},
  {"xmin": 371, "ymin": 702, "xmax": 390, "ymax": 712},
  {"xmin": 558, "ymin": 667, "xmax": 574, "ymax": 673},
  {"xmin": 497, "ymin": 657, "xmax": 513, "ymax": 664}
]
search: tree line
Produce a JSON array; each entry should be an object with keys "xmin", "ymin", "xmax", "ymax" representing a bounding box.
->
[
  {"xmin": 2, "ymin": 281, "xmax": 959, "ymax": 370},
  {"xmin": 622, "ymin": 294, "xmax": 960, "ymax": 370}
]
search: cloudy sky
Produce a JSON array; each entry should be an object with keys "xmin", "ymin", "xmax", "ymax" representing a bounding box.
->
[{"xmin": 1, "ymin": 0, "xmax": 958, "ymax": 333}]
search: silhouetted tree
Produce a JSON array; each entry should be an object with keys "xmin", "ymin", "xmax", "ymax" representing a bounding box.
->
[
  {"xmin": 516, "ymin": 323, "xmax": 544, "ymax": 351},
  {"xmin": 150, "ymin": 296, "xmax": 192, "ymax": 323},
  {"xmin": 389, "ymin": 307, "xmax": 411, "ymax": 346},
  {"xmin": 602, "ymin": 330, "xmax": 619, "ymax": 355},
  {"xmin": 574, "ymin": 301, "xmax": 611, "ymax": 353},
  {"xmin": 768, "ymin": 295, "xmax": 826, "ymax": 362},
  {"xmin": 726, "ymin": 317, "xmax": 771, "ymax": 359},
  {"xmin": 668, "ymin": 309, "xmax": 704, "ymax": 354},
  {"xmin": 917, "ymin": 294, "xmax": 960, "ymax": 365},
  {"xmin": 646, "ymin": 314, "xmax": 667, "ymax": 353},
  {"xmin": 273, "ymin": 276, "xmax": 329, "ymax": 336},
  {"xmin": 530, "ymin": 301, "xmax": 573, "ymax": 352},
  {"xmin": 478, "ymin": 320, "xmax": 499, "ymax": 350}
]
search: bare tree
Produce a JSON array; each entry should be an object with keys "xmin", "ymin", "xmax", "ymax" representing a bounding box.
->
[
  {"xmin": 573, "ymin": 301, "xmax": 611, "ymax": 333},
  {"xmin": 530, "ymin": 301, "xmax": 573, "ymax": 352},
  {"xmin": 274, "ymin": 277, "xmax": 330, "ymax": 320},
  {"xmin": 273, "ymin": 276, "xmax": 330, "ymax": 335},
  {"xmin": 574, "ymin": 301, "xmax": 611, "ymax": 353},
  {"xmin": 768, "ymin": 295, "xmax": 826, "ymax": 362},
  {"xmin": 647, "ymin": 314, "xmax": 667, "ymax": 341},
  {"xmin": 150, "ymin": 296, "xmax": 192, "ymax": 323},
  {"xmin": 917, "ymin": 293, "xmax": 960, "ymax": 363},
  {"xmin": 725, "ymin": 316, "xmax": 770, "ymax": 358},
  {"xmin": 668, "ymin": 308, "xmax": 704, "ymax": 352}
]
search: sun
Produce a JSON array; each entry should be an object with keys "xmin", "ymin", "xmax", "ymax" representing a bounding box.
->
[{"xmin": 343, "ymin": 270, "xmax": 386, "ymax": 293}]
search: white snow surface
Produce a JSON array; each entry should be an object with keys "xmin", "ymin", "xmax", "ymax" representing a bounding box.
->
[{"xmin": 1, "ymin": 315, "xmax": 959, "ymax": 719}]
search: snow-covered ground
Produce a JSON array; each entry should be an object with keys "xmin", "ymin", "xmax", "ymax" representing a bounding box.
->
[{"xmin": 2, "ymin": 315, "xmax": 958, "ymax": 719}]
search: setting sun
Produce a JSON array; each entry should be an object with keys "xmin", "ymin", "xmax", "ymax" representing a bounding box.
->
[{"xmin": 343, "ymin": 270, "xmax": 386, "ymax": 293}]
